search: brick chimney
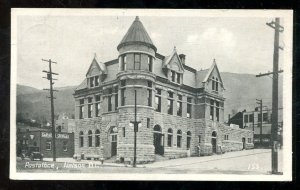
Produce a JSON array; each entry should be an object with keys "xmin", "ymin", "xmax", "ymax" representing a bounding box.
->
[{"xmin": 179, "ymin": 54, "xmax": 186, "ymax": 65}]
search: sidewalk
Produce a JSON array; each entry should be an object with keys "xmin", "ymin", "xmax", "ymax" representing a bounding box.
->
[{"xmin": 145, "ymin": 149, "xmax": 272, "ymax": 168}]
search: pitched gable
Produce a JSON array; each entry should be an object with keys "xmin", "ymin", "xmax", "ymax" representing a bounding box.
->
[
  {"xmin": 86, "ymin": 58, "xmax": 101, "ymax": 77},
  {"xmin": 163, "ymin": 48, "xmax": 185, "ymax": 73}
]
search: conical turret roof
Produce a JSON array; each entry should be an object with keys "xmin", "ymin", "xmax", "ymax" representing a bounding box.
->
[{"xmin": 117, "ymin": 16, "xmax": 156, "ymax": 51}]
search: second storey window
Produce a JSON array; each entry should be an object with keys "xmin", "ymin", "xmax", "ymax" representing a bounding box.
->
[
  {"xmin": 244, "ymin": 114, "xmax": 249, "ymax": 123},
  {"xmin": 88, "ymin": 97, "xmax": 93, "ymax": 118},
  {"xmin": 121, "ymin": 88, "xmax": 125, "ymax": 106},
  {"xmin": 216, "ymin": 101, "xmax": 220, "ymax": 122},
  {"xmin": 167, "ymin": 91, "xmax": 174, "ymax": 115},
  {"xmin": 187, "ymin": 97, "xmax": 192, "ymax": 118},
  {"xmin": 155, "ymin": 88, "xmax": 161, "ymax": 112},
  {"xmin": 108, "ymin": 88, "xmax": 112, "ymax": 112},
  {"xmin": 79, "ymin": 99, "xmax": 84, "ymax": 119},
  {"xmin": 95, "ymin": 76, "xmax": 99, "ymax": 86},
  {"xmin": 134, "ymin": 53, "xmax": 141, "ymax": 70},
  {"xmin": 210, "ymin": 100, "xmax": 214, "ymax": 120},
  {"xmin": 95, "ymin": 95, "xmax": 101, "ymax": 117},
  {"xmin": 114, "ymin": 86, "xmax": 118, "ymax": 110},
  {"xmin": 177, "ymin": 95, "xmax": 182, "ymax": 116},
  {"xmin": 90, "ymin": 77, "xmax": 94, "ymax": 88}
]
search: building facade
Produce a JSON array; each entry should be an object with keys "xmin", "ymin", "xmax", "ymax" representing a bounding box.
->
[
  {"xmin": 17, "ymin": 129, "xmax": 74, "ymax": 158},
  {"xmin": 229, "ymin": 108, "xmax": 283, "ymax": 147},
  {"xmin": 73, "ymin": 16, "xmax": 254, "ymax": 163}
]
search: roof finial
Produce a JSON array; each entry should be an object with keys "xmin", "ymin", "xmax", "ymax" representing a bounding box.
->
[
  {"xmin": 135, "ymin": 16, "xmax": 140, "ymax": 21},
  {"xmin": 174, "ymin": 46, "xmax": 177, "ymax": 51},
  {"xmin": 213, "ymin": 58, "xmax": 216, "ymax": 64},
  {"xmin": 94, "ymin": 53, "xmax": 97, "ymax": 59}
]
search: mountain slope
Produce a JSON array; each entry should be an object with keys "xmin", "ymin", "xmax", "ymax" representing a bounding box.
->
[{"xmin": 16, "ymin": 72, "xmax": 283, "ymax": 123}]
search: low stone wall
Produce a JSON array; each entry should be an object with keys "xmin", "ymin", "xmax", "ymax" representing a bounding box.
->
[
  {"xmin": 117, "ymin": 144, "xmax": 155, "ymax": 164},
  {"xmin": 164, "ymin": 148, "xmax": 188, "ymax": 159}
]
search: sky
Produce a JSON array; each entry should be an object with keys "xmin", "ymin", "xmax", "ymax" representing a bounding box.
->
[{"xmin": 16, "ymin": 14, "xmax": 285, "ymax": 89}]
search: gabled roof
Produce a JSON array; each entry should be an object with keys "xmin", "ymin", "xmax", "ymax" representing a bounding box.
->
[
  {"xmin": 85, "ymin": 55, "xmax": 107, "ymax": 77},
  {"xmin": 75, "ymin": 78, "xmax": 87, "ymax": 91},
  {"xmin": 162, "ymin": 47, "xmax": 185, "ymax": 72},
  {"xmin": 117, "ymin": 16, "xmax": 156, "ymax": 51},
  {"xmin": 202, "ymin": 59, "xmax": 224, "ymax": 87}
]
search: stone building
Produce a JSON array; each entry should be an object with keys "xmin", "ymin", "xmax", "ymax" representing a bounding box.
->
[{"xmin": 73, "ymin": 16, "xmax": 254, "ymax": 162}]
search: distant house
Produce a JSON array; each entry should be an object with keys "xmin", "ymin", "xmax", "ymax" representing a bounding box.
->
[
  {"xmin": 229, "ymin": 107, "xmax": 283, "ymax": 147},
  {"xmin": 56, "ymin": 113, "xmax": 75, "ymax": 133}
]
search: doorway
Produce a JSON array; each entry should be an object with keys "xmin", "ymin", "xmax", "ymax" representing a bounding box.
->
[
  {"xmin": 110, "ymin": 126, "xmax": 118, "ymax": 157},
  {"xmin": 242, "ymin": 137, "xmax": 246, "ymax": 150},
  {"xmin": 153, "ymin": 125, "xmax": 164, "ymax": 155},
  {"xmin": 211, "ymin": 131, "xmax": 217, "ymax": 154}
]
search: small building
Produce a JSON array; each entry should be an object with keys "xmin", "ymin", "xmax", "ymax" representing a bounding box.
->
[
  {"xmin": 17, "ymin": 128, "xmax": 74, "ymax": 158},
  {"xmin": 229, "ymin": 108, "xmax": 283, "ymax": 147},
  {"xmin": 56, "ymin": 113, "xmax": 76, "ymax": 133}
]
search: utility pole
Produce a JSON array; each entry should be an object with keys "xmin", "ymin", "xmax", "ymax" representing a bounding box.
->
[
  {"xmin": 256, "ymin": 99, "xmax": 263, "ymax": 146},
  {"xmin": 256, "ymin": 18, "xmax": 284, "ymax": 174},
  {"xmin": 42, "ymin": 58, "xmax": 59, "ymax": 162},
  {"xmin": 129, "ymin": 90, "xmax": 141, "ymax": 167}
]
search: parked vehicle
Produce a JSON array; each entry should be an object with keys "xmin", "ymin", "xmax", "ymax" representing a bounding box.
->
[{"xmin": 30, "ymin": 152, "xmax": 43, "ymax": 161}]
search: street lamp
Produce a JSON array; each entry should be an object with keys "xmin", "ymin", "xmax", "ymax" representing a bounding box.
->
[{"xmin": 129, "ymin": 90, "xmax": 141, "ymax": 167}]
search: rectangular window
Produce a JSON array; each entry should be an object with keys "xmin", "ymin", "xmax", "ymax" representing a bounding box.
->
[
  {"xmin": 115, "ymin": 86, "xmax": 118, "ymax": 110},
  {"xmin": 63, "ymin": 141, "xmax": 68, "ymax": 151},
  {"xmin": 171, "ymin": 71, "xmax": 175, "ymax": 82},
  {"xmin": 108, "ymin": 96, "xmax": 112, "ymax": 112},
  {"xmin": 156, "ymin": 88, "xmax": 161, "ymax": 95},
  {"xmin": 155, "ymin": 96, "xmax": 161, "ymax": 112},
  {"xmin": 121, "ymin": 55, "xmax": 127, "ymax": 71},
  {"xmin": 263, "ymin": 113, "xmax": 268, "ymax": 122},
  {"xmin": 90, "ymin": 77, "xmax": 94, "ymax": 88},
  {"xmin": 88, "ymin": 97, "xmax": 93, "ymax": 118},
  {"xmin": 187, "ymin": 97, "xmax": 192, "ymax": 118},
  {"xmin": 210, "ymin": 100, "xmax": 214, "ymax": 120},
  {"xmin": 121, "ymin": 89, "xmax": 125, "ymax": 106},
  {"xmin": 177, "ymin": 101, "xmax": 182, "ymax": 116},
  {"xmin": 147, "ymin": 81, "xmax": 152, "ymax": 88},
  {"xmin": 95, "ymin": 95, "xmax": 100, "ymax": 117},
  {"xmin": 198, "ymin": 135, "xmax": 201, "ymax": 143},
  {"xmin": 147, "ymin": 118, "xmax": 150, "ymax": 128},
  {"xmin": 134, "ymin": 53, "xmax": 141, "ymax": 70},
  {"xmin": 249, "ymin": 114, "xmax": 254, "ymax": 122},
  {"xmin": 258, "ymin": 113, "xmax": 262, "ymax": 122},
  {"xmin": 46, "ymin": 141, "xmax": 51, "ymax": 150},
  {"xmin": 79, "ymin": 99, "xmax": 84, "ymax": 119},
  {"xmin": 123, "ymin": 127, "xmax": 126, "ymax": 137},
  {"xmin": 95, "ymin": 76, "xmax": 99, "ymax": 86},
  {"xmin": 148, "ymin": 56, "xmax": 153, "ymax": 72},
  {"xmin": 176, "ymin": 73, "xmax": 180, "ymax": 84},
  {"xmin": 244, "ymin": 114, "xmax": 249, "ymax": 123},
  {"xmin": 148, "ymin": 89, "xmax": 152, "ymax": 106},
  {"xmin": 167, "ymin": 99, "xmax": 173, "ymax": 115},
  {"xmin": 216, "ymin": 102, "xmax": 219, "ymax": 122}
]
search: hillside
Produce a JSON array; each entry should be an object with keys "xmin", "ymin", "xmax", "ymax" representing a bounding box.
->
[{"xmin": 16, "ymin": 72, "xmax": 283, "ymax": 123}]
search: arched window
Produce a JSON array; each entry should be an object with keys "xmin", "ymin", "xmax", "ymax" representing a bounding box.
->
[
  {"xmin": 212, "ymin": 77, "xmax": 215, "ymax": 90},
  {"xmin": 88, "ymin": 130, "xmax": 93, "ymax": 147},
  {"xmin": 167, "ymin": 128, "xmax": 173, "ymax": 147},
  {"xmin": 79, "ymin": 131, "xmax": 84, "ymax": 147},
  {"xmin": 95, "ymin": 129, "xmax": 100, "ymax": 147},
  {"xmin": 187, "ymin": 131, "xmax": 192, "ymax": 149},
  {"xmin": 177, "ymin": 130, "xmax": 182, "ymax": 148},
  {"xmin": 216, "ymin": 78, "xmax": 219, "ymax": 91}
]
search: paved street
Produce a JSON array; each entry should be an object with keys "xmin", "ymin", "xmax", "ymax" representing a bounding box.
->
[{"xmin": 16, "ymin": 149, "xmax": 282, "ymax": 175}]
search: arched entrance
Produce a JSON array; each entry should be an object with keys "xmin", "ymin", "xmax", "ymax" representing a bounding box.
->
[
  {"xmin": 110, "ymin": 126, "xmax": 118, "ymax": 157},
  {"xmin": 153, "ymin": 125, "xmax": 164, "ymax": 155},
  {"xmin": 211, "ymin": 131, "xmax": 217, "ymax": 154},
  {"xmin": 242, "ymin": 137, "xmax": 246, "ymax": 150}
]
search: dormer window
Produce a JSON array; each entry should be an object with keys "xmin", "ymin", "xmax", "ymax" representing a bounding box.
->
[
  {"xmin": 95, "ymin": 76, "xmax": 99, "ymax": 86},
  {"xmin": 176, "ymin": 73, "xmax": 180, "ymax": 84},
  {"xmin": 90, "ymin": 77, "xmax": 94, "ymax": 88},
  {"xmin": 212, "ymin": 77, "xmax": 215, "ymax": 90},
  {"xmin": 171, "ymin": 71, "xmax": 176, "ymax": 82},
  {"xmin": 216, "ymin": 78, "xmax": 219, "ymax": 91}
]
